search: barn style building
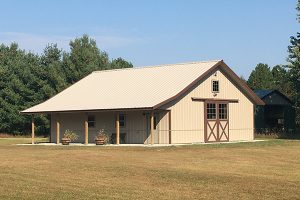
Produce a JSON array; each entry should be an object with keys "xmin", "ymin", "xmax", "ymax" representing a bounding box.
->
[
  {"xmin": 22, "ymin": 60, "xmax": 264, "ymax": 144},
  {"xmin": 254, "ymin": 89, "xmax": 295, "ymax": 133}
]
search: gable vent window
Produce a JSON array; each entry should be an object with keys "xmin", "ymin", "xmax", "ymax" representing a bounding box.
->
[
  {"xmin": 88, "ymin": 115, "xmax": 95, "ymax": 128},
  {"xmin": 212, "ymin": 80, "xmax": 219, "ymax": 93}
]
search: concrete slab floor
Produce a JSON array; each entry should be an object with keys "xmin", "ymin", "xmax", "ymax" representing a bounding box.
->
[{"xmin": 16, "ymin": 140, "xmax": 265, "ymax": 147}]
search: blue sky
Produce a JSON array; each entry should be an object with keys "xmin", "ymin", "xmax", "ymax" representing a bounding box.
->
[{"xmin": 0, "ymin": 0, "xmax": 298, "ymax": 78}]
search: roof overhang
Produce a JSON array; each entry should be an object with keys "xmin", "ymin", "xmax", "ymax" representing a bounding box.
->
[
  {"xmin": 21, "ymin": 107, "xmax": 158, "ymax": 115},
  {"xmin": 154, "ymin": 60, "xmax": 265, "ymax": 109}
]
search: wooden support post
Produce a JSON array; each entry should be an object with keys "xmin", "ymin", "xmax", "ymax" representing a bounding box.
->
[
  {"xmin": 150, "ymin": 111, "xmax": 154, "ymax": 145},
  {"xmin": 116, "ymin": 114, "xmax": 120, "ymax": 145},
  {"xmin": 56, "ymin": 120, "xmax": 60, "ymax": 144},
  {"xmin": 168, "ymin": 110, "xmax": 172, "ymax": 144},
  {"xmin": 84, "ymin": 116, "xmax": 88, "ymax": 145},
  {"xmin": 31, "ymin": 115, "xmax": 35, "ymax": 144}
]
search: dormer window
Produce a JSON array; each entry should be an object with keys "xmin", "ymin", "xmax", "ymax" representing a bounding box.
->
[{"xmin": 212, "ymin": 80, "xmax": 219, "ymax": 93}]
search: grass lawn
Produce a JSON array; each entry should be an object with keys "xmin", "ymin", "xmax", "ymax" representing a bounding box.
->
[{"xmin": 0, "ymin": 138, "xmax": 299, "ymax": 199}]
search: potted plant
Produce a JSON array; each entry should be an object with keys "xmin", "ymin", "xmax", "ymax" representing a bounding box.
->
[
  {"xmin": 95, "ymin": 129, "xmax": 109, "ymax": 145},
  {"xmin": 62, "ymin": 129, "xmax": 78, "ymax": 145}
]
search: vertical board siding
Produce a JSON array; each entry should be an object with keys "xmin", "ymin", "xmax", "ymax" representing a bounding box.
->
[
  {"xmin": 157, "ymin": 111, "xmax": 170, "ymax": 144},
  {"xmin": 163, "ymin": 69, "xmax": 254, "ymax": 143}
]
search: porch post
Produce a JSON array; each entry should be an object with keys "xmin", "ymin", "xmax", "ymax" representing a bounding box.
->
[
  {"xmin": 168, "ymin": 110, "xmax": 172, "ymax": 144},
  {"xmin": 31, "ymin": 115, "xmax": 35, "ymax": 144},
  {"xmin": 56, "ymin": 119, "xmax": 60, "ymax": 144},
  {"xmin": 150, "ymin": 111, "xmax": 154, "ymax": 145},
  {"xmin": 84, "ymin": 115, "xmax": 88, "ymax": 145},
  {"xmin": 116, "ymin": 114, "xmax": 120, "ymax": 145}
]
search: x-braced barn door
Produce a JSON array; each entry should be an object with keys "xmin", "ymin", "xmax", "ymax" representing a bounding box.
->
[{"xmin": 204, "ymin": 101, "xmax": 229, "ymax": 142}]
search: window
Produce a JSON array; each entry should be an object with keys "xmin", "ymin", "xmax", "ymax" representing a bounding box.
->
[
  {"xmin": 119, "ymin": 114, "xmax": 126, "ymax": 127},
  {"xmin": 212, "ymin": 80, "xmax": 219, "ymax": 93},
  {"xmin": 218, "ymin": 104, "xmax": 227, "ymax": 119},
  {"xmin": 207, "ymin": 103, "xmax": 216, "ymax": 119},
  {"xmin": 88, "ymin": 115, "xmax": 95, "ymax": 128}
]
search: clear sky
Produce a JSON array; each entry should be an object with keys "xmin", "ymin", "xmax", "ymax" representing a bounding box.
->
[{"xmin": 0, "ymin": 0, "xmax": 298, "ymax": 78}]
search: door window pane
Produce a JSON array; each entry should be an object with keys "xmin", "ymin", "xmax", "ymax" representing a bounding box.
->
[
  {"xmin": 207, "ymin": 103, "xmax": 216, "ymax": 119},
  {"xmin": 218, "ymin": 104, "xmax": 227, "ymax": 119}
]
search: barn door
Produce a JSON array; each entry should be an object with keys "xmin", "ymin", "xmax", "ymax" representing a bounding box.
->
[{"xmin": 205, "ymin": 102, "xmax": 229, "ymax": 142}]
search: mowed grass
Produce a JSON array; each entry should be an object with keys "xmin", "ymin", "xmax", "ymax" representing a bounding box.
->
[{"xmin": 0, "ymin": 139, "xmax": 299, "ymax": 200}]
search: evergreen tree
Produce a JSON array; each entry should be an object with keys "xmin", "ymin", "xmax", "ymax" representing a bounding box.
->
[
  {"xmin": 0, "ymin": 34, "xmax": 133, "ymax": 135},
  {"xmin": 110, "ymin": 57, "xmax": 133, "ymax": 69},
  {"xmin": 271, "ymin": 65, "xmax": 295, "ymax": 99},
  {"xmin": 63, "ymin": 34, "xmax": 109, "ymax": 84},
  {"xmin": 247, "ymin": 63, "xmax": 274, "ymax": 90},
  {"xmin": 287, "ymin": 0, "xmax": 300, "ymax": 125}
]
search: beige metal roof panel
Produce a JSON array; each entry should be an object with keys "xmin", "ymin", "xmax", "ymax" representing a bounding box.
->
[{"xmin": 22, "ymin": 60, "xmax": 221, "ymax": 113}]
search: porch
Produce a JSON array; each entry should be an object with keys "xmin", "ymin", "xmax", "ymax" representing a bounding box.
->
[{"xmin": 30, "ymin": 109, "xmax": 172, "ymax": 145}]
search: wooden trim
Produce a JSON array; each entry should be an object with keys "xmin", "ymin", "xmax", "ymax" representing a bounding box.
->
[
  {"xmin": 21, "ymin": 107, "xmax": 155, "ymax": 115},
  {"xmin": 216, "ymin": 103, "xmax": 220, "ymax": 141},
  {"xmin": 153, "ymin": 61, "xmax": 222, "ymax": 109},
  {"xmin": 168, "ymin": 110, "xmax": 172, "ymax": 144},
  {"xmin": 150, "ymin": 111, "xmax": 154, "ymax": 145},
  {"xmin": 154, "ymin": 60, "xmax": 264, "ymax": 109},
  {"xmin": 204, "ymin": 102, "xmax": 229, "ymax": 143},
  {"xmin": 157, "ymin": 113, "xmax": 160, "ymax": 144},
  {"xmin": 84, "ymin": 115, "xmax": 88, "ymax": 145},
  {"xmin": 192, "ymin": 97, "xmax": 239, "ymax": 103},
  {"xmin": 49, "ymin": 114, "xmax": 51, "ymax": 143},
  {"xmin": 56, "ymin": 119, "xmax": 60, "ymax": 144},
  {"xmin": 204, "ymin": 102, "xmax": 207, "ymax": 143},
  {"xmin": 253, "ymin": 104, "xmax": 255, "ymax": 140},
  {"xmin": 31, "ymin": 115, "xmax": 35, "ymax": 144},
  {"xmin": 116, "ymin": 114, "xmax": 120, "ymax": 145},
  {"xmin": 220, "ymin": 62, "xmax": 265, "ymax": 105}
]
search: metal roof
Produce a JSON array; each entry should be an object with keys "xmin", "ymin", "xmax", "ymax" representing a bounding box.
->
[
  {"xmin": 22, "ymin": 60, "xmax": 222, "ymax": 113},
  {"xmin": 254, "ymin": 89, "xmax": 274, "ymax": 99},
  {"xmin": 254, "ymin": 89, "xmax": 292, "ymax": 104}
]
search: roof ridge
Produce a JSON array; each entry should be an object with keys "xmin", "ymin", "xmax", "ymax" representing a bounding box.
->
[{"xmin": 92, "ymin": 59, "xmax": 222, "ymax": 74}]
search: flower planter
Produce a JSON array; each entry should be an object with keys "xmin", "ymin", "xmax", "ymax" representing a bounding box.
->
[
  {"xmin": 95, "ymin": 138, "xmax": 105, "ymax": 145},
  {"xmin": 61, "ymin": 138, "xmax": 71, "ymax": 145}
]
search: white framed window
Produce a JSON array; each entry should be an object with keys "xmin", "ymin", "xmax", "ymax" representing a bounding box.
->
[{"xmin": 212, "ymin": 80, "xmax": 219, "ymax": 93}]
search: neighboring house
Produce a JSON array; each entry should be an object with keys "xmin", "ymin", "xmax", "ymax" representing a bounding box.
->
[
  {"xmin": 254, "ymin": 89, "xmax": 295, "ymax": 133},
  {"xmin": 22, "ymin": 60, "xmax": 264, "ymax": 144}
]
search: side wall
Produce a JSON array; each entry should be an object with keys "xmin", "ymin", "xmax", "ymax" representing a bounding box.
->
[{"xmin": 161, "ymin": 68, "xmax": 254, "ymax": 143}]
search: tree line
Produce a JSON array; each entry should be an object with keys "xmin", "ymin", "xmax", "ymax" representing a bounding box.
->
[
  {"xmin": 1, "ymin": 2, "xmax": 300, "ymax": 135},
  {"xmin": 0, "ymin": 34, "xmax": 133, "ymax": 135},
  {"xmin": 246, "ymin": 1, "xmax": 300, "ymax": 126}
]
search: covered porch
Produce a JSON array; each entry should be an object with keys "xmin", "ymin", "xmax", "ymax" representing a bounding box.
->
[{"xmin": 30, "ymin": 109, "xmax": 172, "ymax": 145}]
